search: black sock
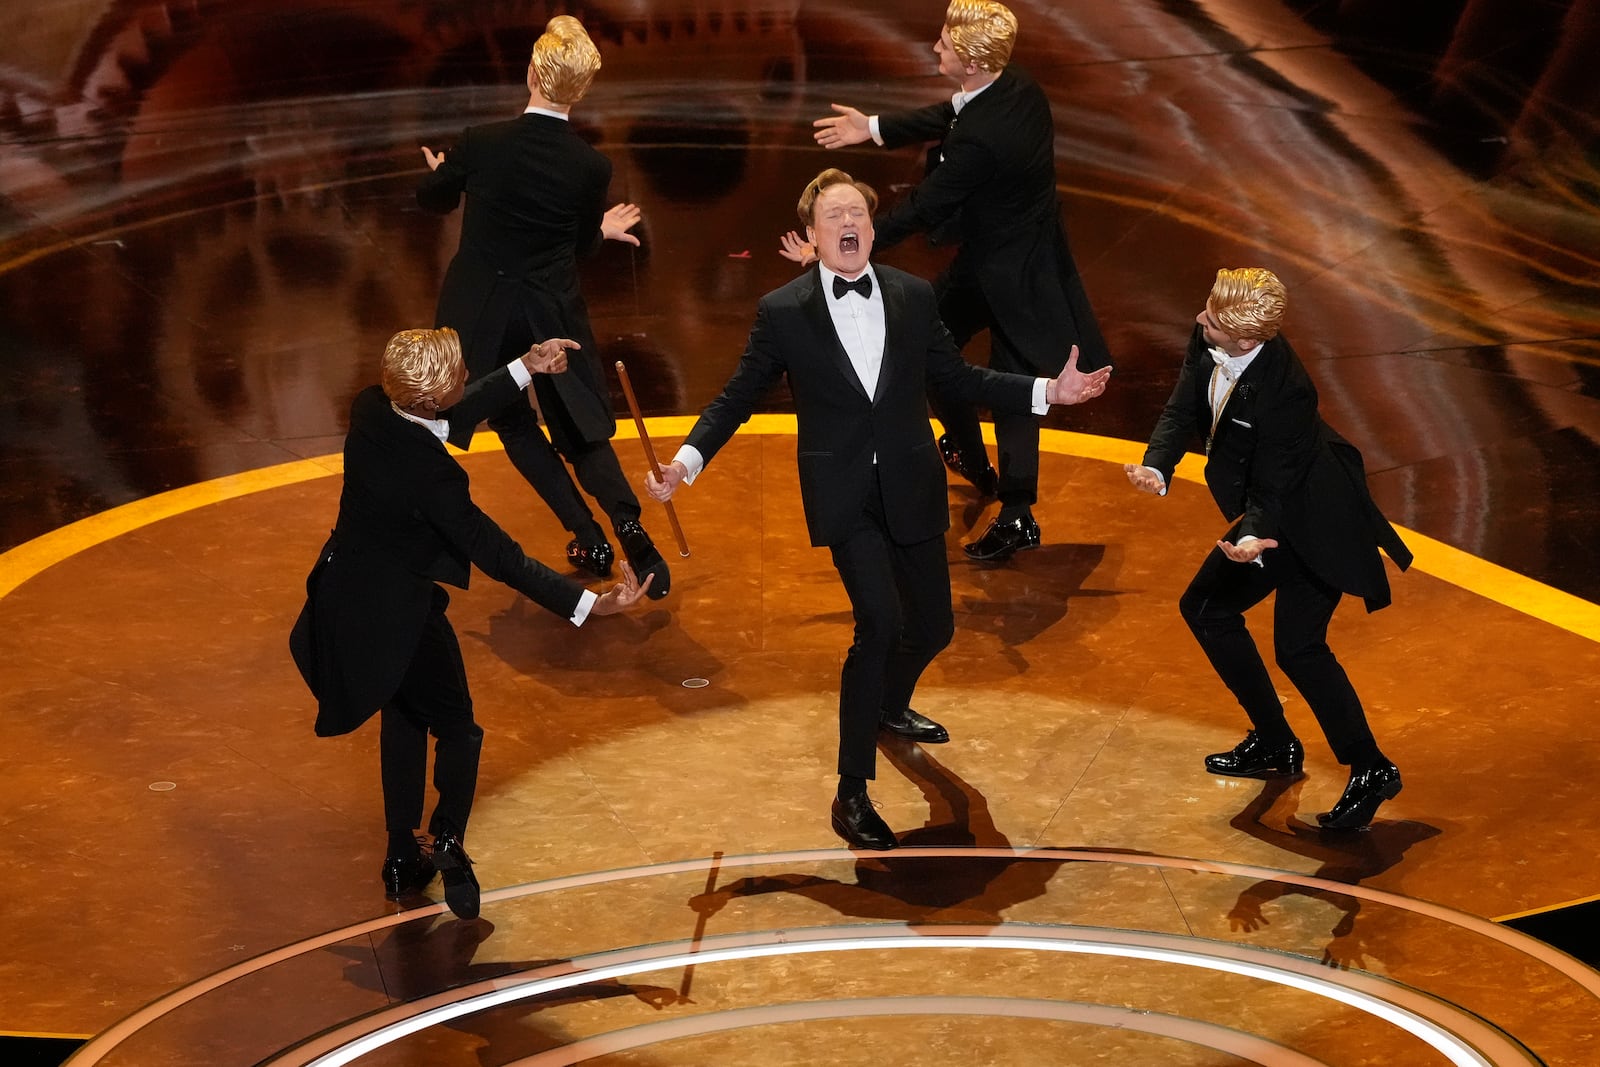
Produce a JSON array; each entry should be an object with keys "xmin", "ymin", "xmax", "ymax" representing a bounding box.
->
[
  {"xmin": 997, "ymin": 504, "xmax": 1032, "ymax": 523},
  {"xmin": 574, "ymin": 520, "xmax": 606, "ymax": 545},
  {"xmin": 837, "ymin": 774, "xmax": 867, "ymax": 799},
  {"xmin": 387, "ymin": 830, "xmax": 419, "ymax": 859},
  {"xmin": 1353, "ymin": 751, "xmax": 1390, "ymax": 774}
]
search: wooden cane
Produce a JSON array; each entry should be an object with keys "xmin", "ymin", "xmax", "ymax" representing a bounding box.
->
[{"xmin": 615, "ymin": 360, "xmax": 691, "ymax": 557}]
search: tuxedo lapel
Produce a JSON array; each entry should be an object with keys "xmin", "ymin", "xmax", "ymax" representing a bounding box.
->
[
  {"xmin": 800, "ymin": 267, "xmax": 870, "ymax": 401},
  {"xmin": 1213, "ymin": 339, "xmax": 1283, "ymax": 445},
  {"xmin": 874, "ymin": 269, "xmax": 905, "ymax": 405}
]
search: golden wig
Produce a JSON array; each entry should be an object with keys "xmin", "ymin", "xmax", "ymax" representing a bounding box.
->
[
  {"xmin": 945, "ymin": 0, "xmax": 1018, "ymax": 73},
  {"xmin": 530, "ymin": 15, "xmax": 601, "ymax": 105},
  {"xmin": 796, "ymin": 167, "xmax": 880, "ymax": 226},
  {"xmin": 381, "ymin": 327, "xmax": 466, "ymax": 409},
  {"xmin": 1209, "ymin": 268, "xmax": 1288, "ymax": 342}
]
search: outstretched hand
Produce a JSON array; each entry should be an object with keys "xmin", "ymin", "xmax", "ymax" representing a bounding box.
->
[
  {"xmin": 646, "ymin": 460, "xmax": 687, "ymax": 502},
  {"xmin": 813, "ymin": 104, "xmax": 871, "ymax": 149},
  {"xmin": 602, "ymin": 202, "xmax": 642, "ymax": 245},
  {"xmin": 592, "ymin": 562, "xmax": 652, "ymax": 615},
  {"xmin": 1045, "ymin": 346, "xmax": 1112, "ymax": 405},
  {"xmin": 778, "ymin": 230, "xmax": 817, "ymax": 266},
  {"xmin": 521, "ymin": 337, "xmax": 579, "ymax": 375},
  {"xmin": 420, "ymin": 146, "xmax": 445, "ymax": 171},
  {"xmin": 1123, "ymin": 464, "xmax": 1164, "ymax": 495},
  {"xmin": 1218, "ymin": 537, "xmax": 1278, "ymax": 563}
]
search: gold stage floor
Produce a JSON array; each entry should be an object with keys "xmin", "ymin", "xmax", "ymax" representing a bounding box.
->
[{"xmin": 5, "ymin": 428, "xmax": 1598, "ymax": 1065}]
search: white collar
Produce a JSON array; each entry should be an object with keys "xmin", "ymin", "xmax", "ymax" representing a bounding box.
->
[
  {"xmin": 524, "ymin": 105, "xmax": 569, "ymax": 121},
  {"xmin": 391, "ymin": 402, "xmax": 449, "ymax": 442},
  {"xmin": 1209, "ymin": 341, "xmax": 1265, "ymax": 382},
  {"xmin": 952, "ymin": 76, "xmax": 996, "ymax": 113}
]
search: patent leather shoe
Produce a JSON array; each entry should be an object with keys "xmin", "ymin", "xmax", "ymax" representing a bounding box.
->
[
  {"xmin": 380, "ymin": 853, "xmax": 435, "ymax": 899},
  {"xmin": 1318, "ymin": 760, "xmax": 1403, "ymax": 830},
  {"xmin": 939, "ymin": 434, "xmax": 998, "ymax": 497},
  {"xmin": 830, "ymin": 793, "xmax": 897, "ymax": 850},
  {"xmin": 962, "ymin": 513, "xmax": 1041, "ymax": 562},
  {"xmin": 615, "ymin": 519, "xmax": 670, "ymax": 599},
  {"xmin": 879, "ymin": 707, "xmax": 950, "ymax": 743},
  {"xmin": 566, "ymin": 538, "xmax": 614, "ymax": 578},
  {"xmin": 1204, "ymin": 731, "xmax": 1305, "ymax": 778},
  {"xmin": 431, "ymin": 832, "xmax": 481, "ymax": 919}
]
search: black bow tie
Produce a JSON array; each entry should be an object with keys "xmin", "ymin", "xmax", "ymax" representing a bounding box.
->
[{"xmin": 832, "ymin": 274, "xmax": 872, "ymax": 300}]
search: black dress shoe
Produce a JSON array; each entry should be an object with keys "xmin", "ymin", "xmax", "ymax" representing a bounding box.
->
[
  {"xmin": 939, "ymin": 433, "xmax": 998, "ymax": 497},
  {"xmin": 962, "ymin": 513, "xmax": 1041, "ymax": 562},
  {"xmin": 879, "ymin": 707, "xmax": 950, "ymax": 743},
  {"xmin": 431, "ymin": 832, "xmax": 481, "ymax": 919},
  {"xmin": 566, "ymin": 538, "xmax": 614, "ymax": 578},
  {"xmin": 1204, "ymin": 731, "xmax": 1305, "ymax": 778},
  {"xmin": 830, "ymin": 794, "xmax": 897, "ymax": 850},
  {"xmin": 380, "ymin": 853, "xmax": 435, "ymax": 899},
  {"xmin": 1318, "ymin": 760, "xmax": 1402, "ymax": 830},
  {"xmin": 615, "ymin": 519, "xmax": 670, "ymax": 599}
]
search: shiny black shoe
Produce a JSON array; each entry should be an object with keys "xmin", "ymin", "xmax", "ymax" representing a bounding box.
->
[
  {"xmin": 879, "ymin": 707, "xmax": 950, "ymax": 743},
  {"xmin": 566, "ymin": 538, "xmax": 614, "ymax": 578},
  {"xmin": 830, "ymin": 794, "xmax": 897, "ymax": 850},
  {"xmin": 615, "ymin": 519, "xmax": 670, "ymax": 599},
  {"xmin": 380, "ymin": 853, "xmax": 435, "ymax": 899},
  {"xmin": 431, "ymin": 832, "xmax": 481, "ymax": 920},
  {"xmin": 962, "ymin": 513, "xmax": 1041, "ymax": 562},
  {"xmin": 1204, "ymin": 731, "xmax": 1305, "ymax": 778},
  {"xmin": 939, "ymin": 433, "xmax": 998, "ymax": 497},
  {"xmin": 1318, "ymin": 760, "xmax": 1403, "ymax": 830}
]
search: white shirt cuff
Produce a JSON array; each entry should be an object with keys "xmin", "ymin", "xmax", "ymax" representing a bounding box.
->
[
  {"xmin": 1031, "ymin": 378, "xmax": 1049, "ymax": 414},
  {"xmin": 570, "ymin": 589, "xmax": 597, "ymax": 626},
  {"xmin": 507, "ymin": 359, "xmax": 532, "ymax": 389},
  {"xmin": 674, "ymin": 444, "xmax": 706, "ymax": 484},
  {"xmin": 869, "ymin": 116, "xmax": 884, "ymax": 146}
]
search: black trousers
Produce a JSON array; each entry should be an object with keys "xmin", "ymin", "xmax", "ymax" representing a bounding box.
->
[
  {"xmin": 828, "ymin": 471, "xmax": 956, "ymax": 779},
  {"xmin": 1179, "ymin": 539, "xmax": 1381, "ymax": 767},
  {"xmin": 379, "ymin": 588, "xmax": 483, "ymax": 842},
  {"xmin": 488, "ymin": 309, "xmax": 640, "ymax": 538},
  {"xmin": 926, "ymin": 273, "xmax": 1042, "ymax": 509}
]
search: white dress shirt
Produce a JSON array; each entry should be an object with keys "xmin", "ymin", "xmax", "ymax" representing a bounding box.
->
[{"xmin": 816, "ymin": 263, "xmax": 886, "ymax": 398}]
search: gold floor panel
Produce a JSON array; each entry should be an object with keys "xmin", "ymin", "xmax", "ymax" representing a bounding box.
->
[{"xmin": 4, "ymin": 433, "xmax": 1599, "ymax": 1065}]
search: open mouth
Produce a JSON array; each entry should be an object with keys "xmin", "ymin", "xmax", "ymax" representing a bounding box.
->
[{"xmin": 839, "ymin": 231, "xmax": 859, "ymax": 255}]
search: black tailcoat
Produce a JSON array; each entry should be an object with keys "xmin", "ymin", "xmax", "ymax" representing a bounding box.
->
[
  {"xmin": 874, "ymin": 65, "xmax": 1110, "ymax": 376},
  {"xmin": 1141, "ymin": 327, "xmax": 1412, "ymax": 610},
  {"xmin": 417, "ymin": 113, "xmax": 616, "ymax": 452},
  {"xmin": 290, "ymin": 366, "xmax": 583, "ymax": 736}
]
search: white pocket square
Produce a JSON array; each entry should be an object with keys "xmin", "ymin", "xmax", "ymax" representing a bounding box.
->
[{"xmin": 1230, "ymin": 418, "xmax": 1253, "ymax": 428}]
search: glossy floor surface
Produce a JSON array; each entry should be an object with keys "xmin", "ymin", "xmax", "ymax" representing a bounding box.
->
[{"xmin": 2, "ymin": 1, "xmax": 1598, "ymax": 1064}]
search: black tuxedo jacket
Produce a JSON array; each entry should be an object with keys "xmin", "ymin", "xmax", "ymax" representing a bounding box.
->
[
  {"xmin": 874, "ymin": 65, "xmax": 1110, "ymax": 375},
  {"xmin": 417, "ymin": 112, "xmax": 615, "ymax": 450},
  {"xmin": 684, "ymin": 264, "xmax": 1037, "ymax": 547},
  {"xmin": 1141, "ymin": 328, "xmax": 1412, "ymax": 610},
  {"xmin": 289, "ymin": 366, "xmax": 583, "ymax": 736}
]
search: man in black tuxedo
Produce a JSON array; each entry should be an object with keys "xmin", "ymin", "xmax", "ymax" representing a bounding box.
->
[
  {"xmin": 417, "ymin": 15, "xmax": 670, "ymax": 598},
  {"xmin": 290, "ymin": 328, "xmax": 651, "ymax": 919},
  {"xmin": 1125, "ymin": 268, "xmax": 1413, "ymax": 830},
  {"xmin": 809, "ymin": 0, "xmax": 1111, "ymax": 562},
  {"xmin": 647, "ymin": 169, "xmax": 1110, "ymax": 850}
]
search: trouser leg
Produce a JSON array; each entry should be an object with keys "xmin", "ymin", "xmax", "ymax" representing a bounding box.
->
[
  {"xmin": 1271, "ymin": 555, "xmax": 1381, "ymax": 767},
  {"xmin": 1179, "ymin": 544, "xmax": 1291, "ymax": 744},
  {"xmin": 385, "ymin": 591, "xmax": 484, "ymax": 842}
]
